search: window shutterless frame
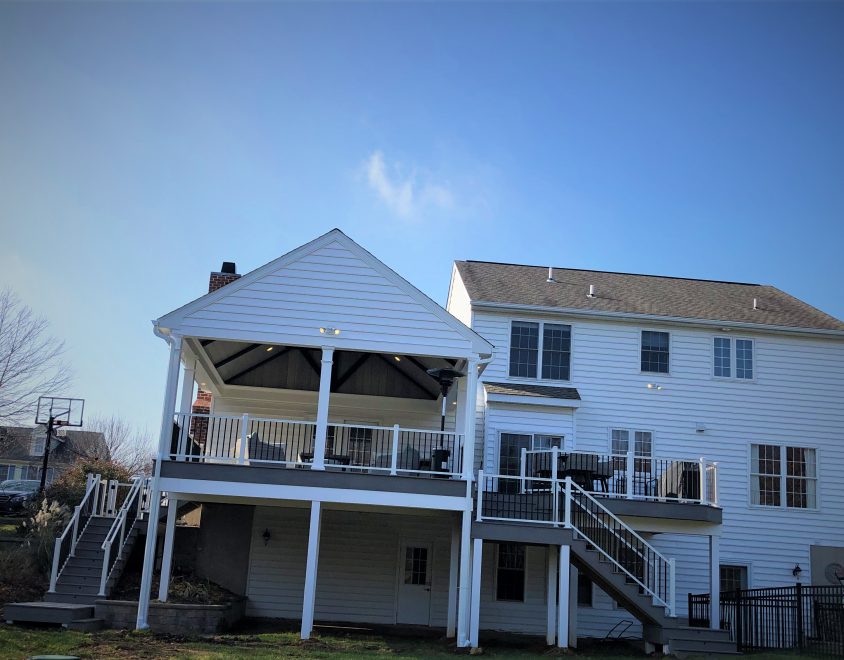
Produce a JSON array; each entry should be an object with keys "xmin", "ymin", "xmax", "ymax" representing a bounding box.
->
[
  {"xmin": 712, "ymin": 336, "xmax": 756, "ymax": 382},
  {"xmin": 493, "ymin": 542, "xmax": 527, "ymax": 603},
  {"xmin": 507, "ymin": 318, "xmax": 573, "ymax": 383},
  {"xmin": 638, "ymin": 328, "xmax": 671, "ymax": 375},
  {"xmin": 747, "ymin": 442, "xmax": 820, "ymax": 511}
]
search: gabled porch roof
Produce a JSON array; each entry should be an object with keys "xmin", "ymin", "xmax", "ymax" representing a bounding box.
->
[{"xmin": 155, "ymin": 229, "xmax": 493, "ymax": 360}]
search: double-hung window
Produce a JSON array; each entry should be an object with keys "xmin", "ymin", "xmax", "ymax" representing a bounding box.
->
[
  {"xmin": 495, "ymin": 542, "xmax": 526, "ymax": 601},
  {"xmin": 499, "ymin": 432, "xmax": 564, "ymax": 493},
  {"xmin": 641, "ymin": 331, "xmax": 669, "ymax": 373},
  {"xmin": 750, "ymin": 444, "xmax": 817, "ymax": 509},
  {"xmin": 720, "ymin": 565, "xmax": 748, "ymax": 594},
  {"xmin": 714, "ymin": 337, "xmax": 754, "ymax": 379},
  {"xmin": 509, "ymin": 321, "xmax": 571, "ymax": 380},
  {"xmin": 611, "ymin": 429, "xmax": 653, "ymax": 458}
]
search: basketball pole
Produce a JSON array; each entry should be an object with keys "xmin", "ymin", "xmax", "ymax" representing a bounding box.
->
[{"xmin": 38, "ymin": 414, "xmax": 54, "ymax": 496}]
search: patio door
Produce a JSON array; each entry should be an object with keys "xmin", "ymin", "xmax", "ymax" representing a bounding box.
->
[{"xmin": 396, "ymin": 541, "xmax": 432, "ymax": 625}]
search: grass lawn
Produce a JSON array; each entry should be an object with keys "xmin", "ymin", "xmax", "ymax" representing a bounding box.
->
[{"xmin": 0, "ymin": 624, "xmax": 824, "ymax": 660}]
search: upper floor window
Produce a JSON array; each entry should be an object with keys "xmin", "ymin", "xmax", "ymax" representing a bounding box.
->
[
  {"xmin": 509, "ymin": 321, "xmax": 571, "ymax": 380},
  {"xmin": 611, "ymin": 429, "xmax": 653, "ymax": 457},
  {"xmin": 751, "ymin": 444, "xmax": 817, "ymax": 509},
  {"xmin": 714, "ymin": 337, "xmax": 754, "ymax": 379},
  {"xmin": 31, "ymin": 436, "xmax": 46, "ymax": 457},
  {"xmin": 641, "ymin": 331, "xmax": 669, "ymax": 373}
]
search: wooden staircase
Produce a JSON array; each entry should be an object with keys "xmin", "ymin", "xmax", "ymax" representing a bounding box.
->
[{"xmin": 5, "ymin": 474, "xmax": 150, "ymax": 627}]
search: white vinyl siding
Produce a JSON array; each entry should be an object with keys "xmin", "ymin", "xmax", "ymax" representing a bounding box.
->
[{"xmin": 473, "ymin": 308, "xmax": 844, "ymax": 594}]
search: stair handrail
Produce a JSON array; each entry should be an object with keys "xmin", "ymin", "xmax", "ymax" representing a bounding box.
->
[
  {"xmin": 98, "ymin": 476, "xmax": 146, "ymax": 596},
  {"xmin": 49, "ymin": 473, "xmax": 101, "ymax": 593},
  {"xmin": 564, "ymin": 477, "xmax": 676, "ymax": 616}
]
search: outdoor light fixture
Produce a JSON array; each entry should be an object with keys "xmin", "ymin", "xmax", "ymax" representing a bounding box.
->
[
  {"xmin": 793, "ymin": 564, "xmax": 803, "ymax": 578},
  {"xmin": 266, "ymin": 346, "xmax": 274, "ymax": 352},
  {"xmin": 319, "ymin": 327, "xmax": 341, "ymax": 335},
  {"xmin": 263, "ymin": 529, "xmax": 271, "ymax": 546},
  {"xmin": 647, "ymin": 383, "xmax": 663, "ymax": 390},
  {"xmin": 394, "ymin": 356, "xmax": 402, "ymax": 362}
]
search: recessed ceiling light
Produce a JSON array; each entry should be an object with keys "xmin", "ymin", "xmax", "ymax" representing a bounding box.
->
[
  {"xmin": 394, "ymin": 356, "xmax": 402, "ymax": 362},
  {"xmin": 266, "ymin": 346, "xmax": 274, "ymax": 352}
]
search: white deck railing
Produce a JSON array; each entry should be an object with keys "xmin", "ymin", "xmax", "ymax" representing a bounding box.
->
[
  {"xmin": 518, "ymin": 447, "xmax": 719, "ymax": 506},
  {"xmin": 170, "ymin": 412, "xmax": 464, "ymax": 478},
  {"xmin": 476, "ymin": 471, "xmax": 677, "ymax": 617}
]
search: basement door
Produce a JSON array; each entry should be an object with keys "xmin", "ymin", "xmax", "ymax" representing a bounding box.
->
[{"xmin": 396, "ymin": 541, "xmax": 432, "ymax": 625}]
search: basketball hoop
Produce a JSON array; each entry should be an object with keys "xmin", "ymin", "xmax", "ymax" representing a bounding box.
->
[{"xmin": 34, "ymin": 396, "xmax": 85, "ymax": 494}]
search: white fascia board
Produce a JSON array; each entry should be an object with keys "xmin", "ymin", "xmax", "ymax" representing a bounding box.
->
[
  {"xmin": 157, "ymin": 477, "xmax": 469, "ymax": 512},
  {"xmin": 471, "ymin": 301, "xmax": 844, "ymax": 340},
  {"xmin": 486, "ymin": 393, "xmax": 581, "ymax": 409}
]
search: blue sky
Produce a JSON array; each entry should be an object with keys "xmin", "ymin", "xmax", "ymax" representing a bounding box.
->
[{"xmin": 2, "ymin": 1, "xmax": 843, "ymax": 435}]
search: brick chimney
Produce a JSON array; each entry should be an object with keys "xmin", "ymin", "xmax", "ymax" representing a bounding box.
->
[
  {"xmin": 190, "ymin": 389, "xmax": 213, "ymax": 446},
  {"xmin": 209, "ymin": 261, "xmax": 241, "ymax": 293}
]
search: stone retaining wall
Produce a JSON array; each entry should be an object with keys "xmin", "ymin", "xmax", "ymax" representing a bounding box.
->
[{"xmin": 95, "ymin": 599, "xmax": 246, "ymax": 634}]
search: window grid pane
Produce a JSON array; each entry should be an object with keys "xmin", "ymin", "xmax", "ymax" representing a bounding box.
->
[
  {"xmin": 541, "ymin": 323, "xmax": 571, "ymax": 380},
  {"xmin": 611, "ymin": 429, "xmax": 629, "ymax": 455},
  {"xmin": 404, "ymin": 547, "xmax": 428, "ymax": 585},
  {"xmin": 714, "ymin": 337, "xmax": 731, "ymax": 377},
  {"xmin": 736, "ymin": 339, "xmax": 753, "ymax": 379},
  {"xmin": 751, "ymin": 444, "xmax": 781, "ymax": 506},
  {"xmin": 509, "ymin": 322, "xmax": 539, "ymax": 378},
  {"xmin": 785, "ymin": 447, "xmax": 817, "ymax": 509},
  {"xmin": 720, "ymin": 565, "xmax": 747, "ymax": 594},
  {"xmin": 641, "ymin": 331, "xmax": 669, "ymax": 373}
]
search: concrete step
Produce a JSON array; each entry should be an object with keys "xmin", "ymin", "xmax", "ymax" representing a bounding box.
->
[
  {"xmin": 65, "ymin": 617, "xmax": 105, "ymax": 632},
  {"xmin": 5, "ymin": 601, "xmax": 94, "ymax": 625}
]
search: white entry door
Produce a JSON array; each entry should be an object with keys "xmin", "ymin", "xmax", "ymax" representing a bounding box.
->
[{"xmin": 396, "ymin": 541, "xmax": 432, "ymax": 625}]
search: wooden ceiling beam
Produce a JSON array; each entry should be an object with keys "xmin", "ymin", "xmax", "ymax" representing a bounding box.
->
[
  {"xmin": 213, "ymin": 343, "xmax": 262, "ymax": 369},
  {"xmin": 374, "ymin": 354, "xmax": 438, "ymax": 399}
]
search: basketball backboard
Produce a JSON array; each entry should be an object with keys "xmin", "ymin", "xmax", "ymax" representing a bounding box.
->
[{"xmin": 35, "ymin": 396, "xmax": 84, "ymax": 427}]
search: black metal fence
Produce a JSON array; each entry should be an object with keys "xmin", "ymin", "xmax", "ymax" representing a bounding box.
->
[{"xmin": 689, "ymin": 585, "xmax": 844, "ymax": 656}]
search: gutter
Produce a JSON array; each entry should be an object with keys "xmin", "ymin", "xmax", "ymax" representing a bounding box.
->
[{"xmin": 470, "ymin": 301, "xmax": 844, "ymax": 339}]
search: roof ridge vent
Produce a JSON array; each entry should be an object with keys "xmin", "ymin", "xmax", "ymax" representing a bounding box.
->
[
  {"xmin": 546, "ymin": 267, "xmax": 555, "ymax": 283},
  {"xmin": 587, "ymin": 284, "xmax": 596, "ymax": 298}
]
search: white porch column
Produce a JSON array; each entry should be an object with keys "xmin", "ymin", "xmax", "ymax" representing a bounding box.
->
[
  {"xmin": 157, "ymin": 498, "xmax": 179, "ymax": 602},
  {"xmin": 136, "ymin": 334, "xmax": 182, "ymax": 629},
  {"xmin": 446, "ymin": 519, "xmax": 460, "ymax": 638},
  {"xmin": 468, "ymin": 538, "xmax": 483, "ymax": 648},
  {"xmin": 178, "ymin": 362, "xmax": 195, "ymax": 414},
  {"xmin": 312, "ymin": 347, "xmax": 334, "ymax": 470},
  {"xmin": 456, "ymin": 507, "xmax": 473, "ymax": 647},
  {"xmin": 546, "ymin": 545, "xmax": 558, "ymax": 645},
  {"xmin": 460, "ymin": 358, "xmax": 478, "ymax": 480},
  {"xmin": 709, "ymin": 534, "xmax": 720, "ymax": 630},
  {"xmin": 301, "ymin": 501, "xmax": 323, "ymax": 639},
  {"xmin": 557, "ymin": 544, "xmax": 571, "ymax": 648}
]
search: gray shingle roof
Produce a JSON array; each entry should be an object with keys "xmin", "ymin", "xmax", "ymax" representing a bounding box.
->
[
  {"xmin": 456, "ymin": 261, "xmax": 844, "ymax": 332},
  {"xmin": 0, "ymin": 426, "xmax": 108, "ymax": 464},
  {"xmin": 484, "ymin": 382, "xmax": 581, "ymax": 400}
]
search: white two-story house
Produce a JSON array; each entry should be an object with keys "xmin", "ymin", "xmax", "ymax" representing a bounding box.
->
[{"xmin": 44, "ymin": 229, "xmax": 840, "ymax": 655}]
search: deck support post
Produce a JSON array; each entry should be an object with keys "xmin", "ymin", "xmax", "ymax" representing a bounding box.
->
[
  {"xmin": 468, "ymin": 538, "xmax": 483, "ymax": 649},
  {"xmin": 546, "ymin": 545, "xmax": 558, "ymax": 645},
  {"xmin": 446, "ymin": 518, "xmax": 460, "ymax": 638},
  {"xmin": 157, "ymin": 497, "xmax": 179, "ymax": 602},
  {"xmin": 709, "ymin": 534, "xmax": 720, "ymax": 630},
  {"xmin": 456, "ymin": 506, "xmax": 473, "ymax": 647},
  {"xmin": 460, "ymin": 358, "xmax": 478, "ymax": 480},
  {"xmin": 557, "ymin": 544, "xmax": 571, "ymax": 648},
  {"xmin": 312, "ymin": 348, "xmax": 334, "ymax": 470},
  {"xmin": 301, "ymin": 501, "xmax": 323, "ymax": 639},
  {"xmin": 137, "ymin": 334, "xmax": 182, "ymax": 630}
]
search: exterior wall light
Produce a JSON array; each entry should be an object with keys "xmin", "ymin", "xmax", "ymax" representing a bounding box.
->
[
  {"xmin": 319, "ymin": 327, "xmax": 341, "ymax": 335},
  {"xmin": 646, "ymin": 383, "xmax": 663, "ymax": 390},
  {"xmin": 263, "ymin": 528, "xmax": 271, "ymax": 546},
  {"xmin": 793, "ymin": 564, "xmax": 803, "ymax": 578}
]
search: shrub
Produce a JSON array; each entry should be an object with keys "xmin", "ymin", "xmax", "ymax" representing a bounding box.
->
[
  {"xmin": 0, "ymin": 545, "xmax": 45, "ymax": 611},
  {"xmin": 17, "ymin": 499, "xmax": 72, "ymax": 574},
  {"xmin": 46, "ymin": 458, "xmax": 132, "ymax": 508}
]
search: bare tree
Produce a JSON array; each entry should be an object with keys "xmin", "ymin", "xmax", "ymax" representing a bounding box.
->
[
  {"xmin": 84, "ymin": 414, "xmax": 155, "ymax": 475},
  {"xmin": 0, "ymin": 288, "xmax": 72, "ymax": 424}
]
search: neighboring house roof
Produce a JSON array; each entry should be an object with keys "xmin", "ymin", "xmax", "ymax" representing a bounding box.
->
[
  {"xmin": 484, "ymin": 382, "xmax": 581, "ymax": 400},
  {"xmin": 455, "ymin": 261, "xmax": 844, "ymax": 333},
  {"xmin": 0, "ymin": 426, "xmax": 109, "ymax": 465}
]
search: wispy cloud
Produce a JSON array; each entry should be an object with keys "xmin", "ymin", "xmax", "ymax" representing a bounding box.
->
[{"xmin": 364, "ymin": 150, "xmax": 454, "ymax": 219}]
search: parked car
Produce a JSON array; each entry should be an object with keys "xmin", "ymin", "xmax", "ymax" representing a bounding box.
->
[{"xmin": 0, "ymin": 480, "xmax": 40, "ymax": 514}]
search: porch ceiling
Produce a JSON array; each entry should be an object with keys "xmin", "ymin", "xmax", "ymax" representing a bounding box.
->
[{"xmin": 199, "ymin": 340, "xmax": 456, "ymax": 400}]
